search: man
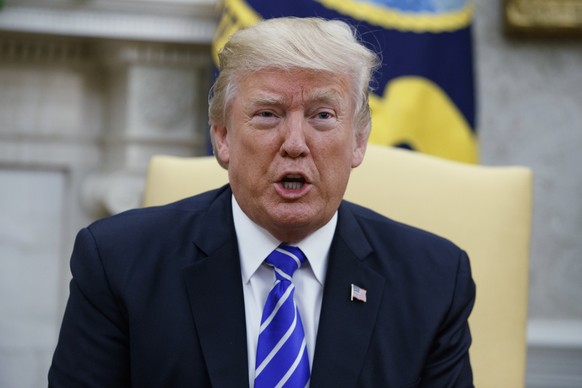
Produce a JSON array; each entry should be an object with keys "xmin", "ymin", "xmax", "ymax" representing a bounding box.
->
[{"xmin": 49, "ymin": 17, "xmax": 475, "ymax": 387}]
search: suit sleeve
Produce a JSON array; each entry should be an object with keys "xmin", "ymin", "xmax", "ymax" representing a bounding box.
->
[
  {"xmin": 421, "ymin": 250, "xmax": 476, "ymax": 388},
  {"xmin": 48, "ymin": 227, "xmax": 131, "ymax": 387}
]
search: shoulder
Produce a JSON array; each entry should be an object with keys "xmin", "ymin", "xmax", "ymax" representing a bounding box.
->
[
  {"xmin": 340, "ymin": 200, "xmax": 462, "ymax": 255},
  {"xmin": 69, "ymin": 185, "xmax": 233, "ymax": 290},
  {"xmin": 338, "ymin": 200, "xmax": 468, "ymax": 285},
  {"xmin": 87, "ymin": 185, "xmax": 231, "ymax": 238},
  {"xmin": 338, "ymin": 201, "xmax": 474, "ymax": 322},
  {"xmin": 77, "ymin": 185, "xmax": 232, "ymax": 270}
]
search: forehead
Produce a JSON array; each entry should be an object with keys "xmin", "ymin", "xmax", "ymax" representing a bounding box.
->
[{"xmin": 235, "ymin": 68, "xmax": 353, "ymax": 106}]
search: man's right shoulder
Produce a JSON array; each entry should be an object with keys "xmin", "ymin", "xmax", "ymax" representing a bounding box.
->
[{"xmin": 87, "ymin": 184, "xmax": 231, "ymax": 236}]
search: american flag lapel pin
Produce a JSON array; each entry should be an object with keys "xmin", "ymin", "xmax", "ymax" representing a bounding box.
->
[{"xmin": 350, "ymin": 283, "xmax": 367, "ymax": 303}]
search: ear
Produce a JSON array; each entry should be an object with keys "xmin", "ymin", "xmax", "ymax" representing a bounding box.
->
[
  {"xmin": 351, "ymin": 130, "xmax": 369, "ymax": 168},
  {"xmin": 212, "ymin": 124, "xmax": 230, "ymax": 167}
]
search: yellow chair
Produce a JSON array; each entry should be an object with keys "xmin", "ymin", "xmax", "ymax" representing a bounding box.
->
[{"xmin": 143, "ymin": 144, "xmax": 533, "ymax": 388}]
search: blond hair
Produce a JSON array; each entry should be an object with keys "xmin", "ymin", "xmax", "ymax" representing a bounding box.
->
[{"xmin": 209, "ymin": 17, "xmax": 379, "ymax": 148}]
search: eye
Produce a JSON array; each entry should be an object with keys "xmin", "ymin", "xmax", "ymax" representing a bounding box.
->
[
  {"xmin": 311, "ymin": 109, "xmax": 336, "ymax": 121},
  {"xmin": 316, "ymin": 111, "xmax": 332, "ymax": 120},
  {"xmin": 250, "ymin": 109, "xmax": 280, "ymax": 129},
  {"xmin": 309, "ymin": 109, "xmax": 338, "ymax": 131},
  {"xmin": 257, "ymin": 111, "xmax": 276, "ymax": 118}
]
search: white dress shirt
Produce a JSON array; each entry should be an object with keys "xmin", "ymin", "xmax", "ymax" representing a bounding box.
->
[{"xmin": 232, "ymin": 196, "xmax": 336, "ymax": 387}]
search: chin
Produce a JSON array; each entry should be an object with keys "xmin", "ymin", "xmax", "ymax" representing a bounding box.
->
[{"xmin": 269, "ymin": 206, "xmax": 327, "ymax": 233}]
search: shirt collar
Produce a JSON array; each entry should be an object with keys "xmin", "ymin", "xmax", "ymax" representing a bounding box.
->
[{"xmin": 232, "ymin": 195, "xmax": 336, "ymax": 286}]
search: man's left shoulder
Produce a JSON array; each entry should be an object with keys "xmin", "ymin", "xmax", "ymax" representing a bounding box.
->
[
  {"xmin": 339, "ymin": 201, "xmax": 472, "ymax": 296},
  {"xmin": 340, "ymin": 200, "xmax": 464, "ymax": 258}
]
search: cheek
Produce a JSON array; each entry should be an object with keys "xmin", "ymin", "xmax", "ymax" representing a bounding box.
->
[
  {"xmin": 228, "ymin": 137, "xmax": 271, "ymax": 184},
  {"xmin": 226, "ymin": 128, "xmax": 254, "ymax": 161},
  {"xmin": 314, "ymin": 140, "xmax": 354, "ymax": 183}
]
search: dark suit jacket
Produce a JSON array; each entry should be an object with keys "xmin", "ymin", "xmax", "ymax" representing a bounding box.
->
[{"xmin": 49, "ymin": 185, "xmax": 475, "ymax": 387}]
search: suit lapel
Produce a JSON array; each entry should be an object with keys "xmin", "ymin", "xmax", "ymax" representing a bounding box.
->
[
  {"xmin": 182, "ymin": 187, "xmax": 249, "ymax": 387},
  {"xmin": 311, "ymin": 203, "xmax": 386, "ymax": 387}
]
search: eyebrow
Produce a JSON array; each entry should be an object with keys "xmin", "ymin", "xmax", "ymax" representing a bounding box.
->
[
  {"xmin": 248, "ymin": 95, "xmax": 287, "ymax": 107},
  {"xmin": 304, "ymin": 88, "xmax": 344, "ymax": 106},
  {"xmin": 246, "ymin": 87, "xmax": 346, "ymax": 109}
]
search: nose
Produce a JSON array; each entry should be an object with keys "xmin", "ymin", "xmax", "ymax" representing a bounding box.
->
[{"xmin": 280, "ymin": 113, "xmax": 309, "ymax": 158}]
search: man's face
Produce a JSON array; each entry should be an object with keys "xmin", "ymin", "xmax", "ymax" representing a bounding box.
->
[{"xmin": 213, "ymin": 68, "xmax": 368, "ymax": 243}]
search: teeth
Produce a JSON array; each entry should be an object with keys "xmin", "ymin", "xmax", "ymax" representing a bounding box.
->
[{"xmin": 283, "ymin": 181, "xmax": 303, "ymax": 190}]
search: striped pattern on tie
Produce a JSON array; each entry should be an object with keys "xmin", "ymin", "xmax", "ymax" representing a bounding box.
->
[{"xmin": 255, "ymin": 244, "xmax": 310, "ymax": 388}]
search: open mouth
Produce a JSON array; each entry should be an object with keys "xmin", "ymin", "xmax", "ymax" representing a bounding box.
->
[{"xmin": 281, "ymin": 174, "xmax": 306, "ymax": 190}]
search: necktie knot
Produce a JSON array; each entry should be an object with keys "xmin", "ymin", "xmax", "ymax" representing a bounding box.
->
[{"xmin": 266, "ymin": 244, "xmax": 306, "ymax": 280}]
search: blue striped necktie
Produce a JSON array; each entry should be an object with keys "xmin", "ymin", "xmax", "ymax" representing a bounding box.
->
[{"xmin": 254, "ymin": 244, "xmax": 310, "ymax": 388}]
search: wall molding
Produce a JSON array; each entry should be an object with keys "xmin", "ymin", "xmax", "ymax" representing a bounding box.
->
[
  {"xmin": 0, "ymin": 34, "xmax": 92, "ymax": 63},
  {"xmin": 0, "ymin": 1, "xmax": 217, "ymax": 44},
  {"xmin": 97, "ymin": 41, "xmax": 211, "ymax": 67}
]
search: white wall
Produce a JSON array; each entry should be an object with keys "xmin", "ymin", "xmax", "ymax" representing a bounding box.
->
[
  {"xmin": 474, "ymin": 0, "xmax": 582, "ymax": 385},
  {"xmin": 0, "ymin": 170, "xmax": 65, "ymax": 387}
]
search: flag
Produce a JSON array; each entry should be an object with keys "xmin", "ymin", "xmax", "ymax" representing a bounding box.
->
[
  {"xmin": 351, "ymin": 284, "xmax": 368, "ymax": 302},
  {"xmin": 212, "ymin": 0, "xmax": 477, "ymax": 163}
]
